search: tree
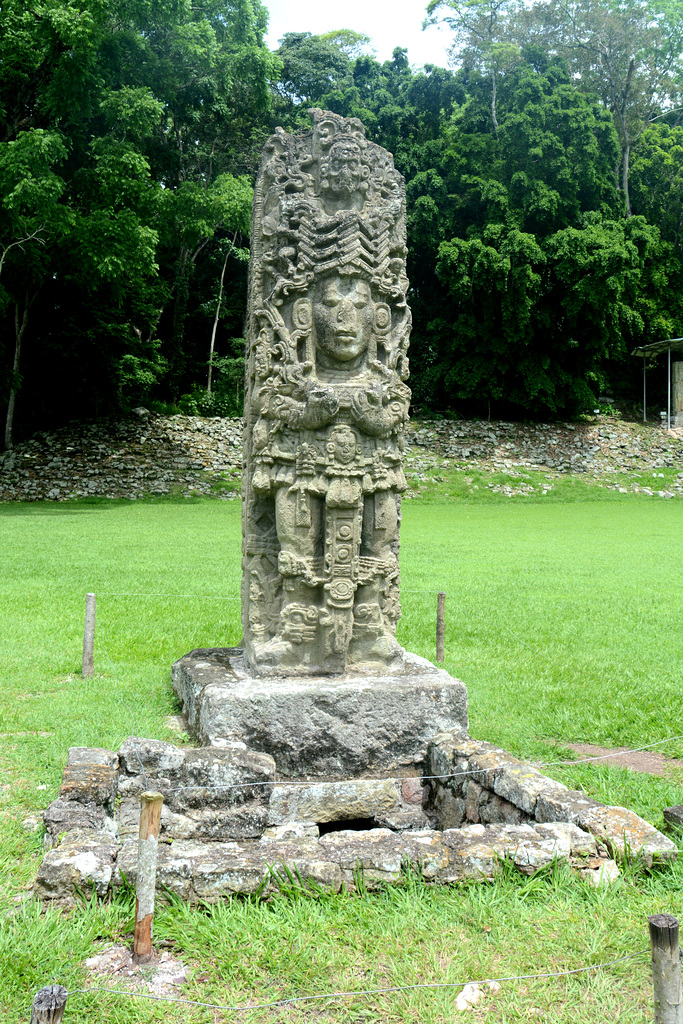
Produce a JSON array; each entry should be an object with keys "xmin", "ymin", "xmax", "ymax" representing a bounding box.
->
[
  {"xmin": 0, "ymin": 129, "xmax": 69, "ymax": 448},
  {"xmin": 629, "ymin": 123, "xmax": 683, "ymax": 246},
  {"xmin": 275, "ymin": 32, "xmax": 352, "ymax": 104},
  {"xmin": 0, "ymin": 0, "xmax": 278, "ymax": 439},
  {"xmin": 318, "ymin": 29, "xmax": 375, "ymax": 59},
  {"xmin": 516, "ymin": 0, "xmax": 683, "ymax": 216},
  {"xmin": 404, "ymin": 55, "xmax": 657, "ymax": 416},
  {"xmin": 159, "ymin": 173, "xmax": 252, "ymax": 397},
  {"xmin": 424, "ymin": 0, "xmax": 523, "ymax": 128}
]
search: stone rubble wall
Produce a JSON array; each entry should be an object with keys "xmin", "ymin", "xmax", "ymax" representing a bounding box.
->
[
  {"xmin": 1, "ymin": 414, "xmax": 682, "ymax": 502},
  {"xmin": 425, "ymin": 730, "xmax": 676, "ymax": 866},
  {"xmin": 0, "ymin": 414, "xmax": 243, "ymax": 502},
  {"xmin": 409, "ymin": 419, "xmax": 683, "ymax": 476},
  {"xmin": 34, "ymin": 735, "xmax": 676, "ymax": 904}
]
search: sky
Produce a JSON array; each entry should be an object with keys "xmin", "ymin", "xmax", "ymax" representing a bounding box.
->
[{"xmin": 262, "ymin": 0, "xmax": 454, "ymax": 70}]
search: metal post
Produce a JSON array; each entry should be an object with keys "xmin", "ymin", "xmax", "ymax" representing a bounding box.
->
[
  {"xmin": 668, "ymin": 346, "xmax": 671, "ymax": 430},
  {"xmin": 644, "ymin": 353, "xmax": 647, "ymax": 421}
]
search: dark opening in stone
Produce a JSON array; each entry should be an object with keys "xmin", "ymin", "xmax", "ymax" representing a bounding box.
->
[{"xmin": 318, "ymin": 817, "xmax": 381, "ymax": 835}]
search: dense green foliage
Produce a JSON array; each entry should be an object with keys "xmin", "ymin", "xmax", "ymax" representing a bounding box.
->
[
  {"xmin": 3, "ymin": 0, "xmax": 683, "ymax": 440},
  {"xmin": 0, "ymin": 0, "xmax": 279, "ymax": 442}
]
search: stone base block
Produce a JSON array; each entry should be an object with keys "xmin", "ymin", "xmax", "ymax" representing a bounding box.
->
[
  {"xmin": 171, "ymin": 647, "xmax": 468, "ymax": 777},
  {"xmin": 267, "ymin": 778, "xmax": 433, "ymax": 830},
  {"xmin": 34, "ymin": 731, "xmax": 677, "ymax": 904}
]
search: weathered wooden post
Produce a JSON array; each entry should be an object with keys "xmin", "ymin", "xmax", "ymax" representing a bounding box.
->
[
  {"xmin": 30, "ymin": 985, "xmax": 68, "ymax": 1024},
  {"xmin": 436, "ymin": 591, "xmax": 446, "ymax": 662},
  {"xmin": 650, "ymin": 913, "xmax": 683, "ymax": 1024},
  {"xmin": 133, "ymin": 790, "xmax": 164, "ymax": 961},
  {"xmin": 82, "ymin": 592, "xmax": 96, "ymax": 677}
]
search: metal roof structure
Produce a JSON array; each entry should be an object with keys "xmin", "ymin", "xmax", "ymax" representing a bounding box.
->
[
  {"xmin": 631, "ymin": 338, "xmax": 683, "ymax": 427},
  {"xmin": 631, "ymin": 338, "xmax": 683, "ymax": 357}
]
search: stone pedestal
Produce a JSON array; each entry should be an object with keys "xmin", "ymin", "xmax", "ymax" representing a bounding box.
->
[{"xmin": 171, "ymin": 647, "xmax": 468, "ymax": 777}]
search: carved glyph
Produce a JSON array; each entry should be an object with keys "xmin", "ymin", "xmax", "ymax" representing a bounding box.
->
[{"xmin": 242, "ymin": 109, "xmax": 411, "ymax": 675}]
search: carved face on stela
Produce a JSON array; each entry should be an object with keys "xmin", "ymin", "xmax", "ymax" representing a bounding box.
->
[
  {"xmin": 328, "ymin": 425, "xmax": 358, "ymax": 465},
  {"xmin": 312, "ymin": 276, "xmax": 374, "ymax": 370}
]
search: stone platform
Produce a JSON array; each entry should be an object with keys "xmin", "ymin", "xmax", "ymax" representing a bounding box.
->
[
  {"xmin": 34, "ymin": 730, "xmax": 677, "ymax": 904},
  {"xmin": 32, "ymin": 650, "xmax": 678, "ymax": 904},
  {"xmin": 171, "ymin": 648, "xmax": 469, "ymax": 777}
]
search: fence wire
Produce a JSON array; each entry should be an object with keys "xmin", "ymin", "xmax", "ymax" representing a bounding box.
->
[
  {"xmin": 68, "ymin": 949, "xmax": 648, "ymax": 1013},
  {"xmin": 137, "ymin": 732, "xmax": 683, "ymax": 797}
]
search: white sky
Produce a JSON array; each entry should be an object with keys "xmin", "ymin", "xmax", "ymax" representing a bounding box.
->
[{"xmin": 263, "ymin": 0, "xmax": 453, "ymax": 70}]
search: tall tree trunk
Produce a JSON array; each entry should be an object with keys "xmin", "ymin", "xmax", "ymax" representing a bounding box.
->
[
  {"xmin": 208, "ymin": 247, "xmax": 230, "ymax": 395},
  {"xmin": 171, "ymin": 246, "xmax": 190, "ymax": 350},
  {"xmin": 169, "ymin": 246, "xmax": 191, "ymax": 398},
  {"xmin": 3, "ymin": 298, "xmax": 30, "ymax": 451},
  {"xmin": 491, "ymin": 71, "xmax": 499, "ymax": 132},
  {"xmin": 618, "ymin": 62, "xmax": 634, "ymax": 218},
  {"xmin": 622, "ymin": 140, "xmax": 632, "ymax": 217}
]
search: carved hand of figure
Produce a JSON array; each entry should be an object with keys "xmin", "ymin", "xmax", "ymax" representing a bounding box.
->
[
  {"xmin": 267, "ymin": 393, "xmax": 307, "ymax": 427},
  {"xmin": 300, "ymin": 385, "xmax": 339, "ymax": 428},
  {"xmin": 350, "ymin": 383, "xmax": 393, "ymax": 436}
]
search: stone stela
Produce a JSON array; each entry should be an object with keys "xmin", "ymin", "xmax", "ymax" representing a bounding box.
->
[{"xmin": 242, "ymin": 108, "xmax": 412, "ymax": 676}]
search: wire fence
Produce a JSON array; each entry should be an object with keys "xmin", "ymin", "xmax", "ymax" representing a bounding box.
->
[
  {"xmin": 113, "ymin": 731, "xmax": 683, "ymax": 799},
  {"xmin": 89, "ymin": 584, "xmax": 683, "ymax": 797},
  {"xmin": 63, "ymin": 949, "xmax": 649, "ymax": 1013},
  {"xmin": 94, "ymin": 589, "xmax": 446, "ymax": 598}
]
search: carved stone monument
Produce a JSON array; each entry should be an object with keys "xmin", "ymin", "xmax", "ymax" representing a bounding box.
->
[
  {"xmin": 171, "ymin": 110, "xmax": 468, "ymax": 780},
  {"xmin": 241, "ymin": 108, "xmax": 411, "ymax": 676}
]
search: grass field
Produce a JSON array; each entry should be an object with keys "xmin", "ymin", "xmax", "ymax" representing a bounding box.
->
[{"xmin": 1, "ymin": 480, "xmax": 683, "ymax": 1023}]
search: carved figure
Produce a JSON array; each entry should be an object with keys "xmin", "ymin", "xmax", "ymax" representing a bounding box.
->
[{"xmin": 242, "ymin": 109, "xmax": 411, "ymax": 675}]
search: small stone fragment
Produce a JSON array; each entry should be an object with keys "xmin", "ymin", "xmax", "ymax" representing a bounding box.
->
[
  {"xmin": 34, "ymin": 829, "xmax": 121, "ymax": 901},
  {"xmin": 67, "ymin": 747, "xmax": 118, "ymax": 769},
  {"xmin": 578, "ymin": 805, "xmax": 677, "ymax": 865},
  {"xmin": 60, "ymin": 764, "xmax": 118, "ymax": 809},
  {"xmin": 535, "ymin": 789, "xmax": 602, "ymax": 824},
  {"xmin": 43, "ymin": 797, "xmax": 116, "ymax": 846},
  {"xmin": 268, "ymin": 779, "xmax": 400, "ymax": 826},
  {"xmin": 21, "ymin": 813, "xmax": 43, "ymax": 833},
  {"xmin": 663, "ymin": 805, "xmax": 683, "ymax": 828},
  {"xmin": 579, "ymin": 859, "xmax": 620, "ymax": 886},
  {"xmin": 493, "ymin": 765, "xmax": 568, "ymax": 816},
  {"xmin": 455, "ymin": 982, "xmax": 483, "ymax": 1010}
]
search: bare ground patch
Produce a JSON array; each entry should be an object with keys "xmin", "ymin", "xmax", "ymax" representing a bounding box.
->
[{"xmin": 556, "ymin": 742, "xmax": 683, "ymax": 778}]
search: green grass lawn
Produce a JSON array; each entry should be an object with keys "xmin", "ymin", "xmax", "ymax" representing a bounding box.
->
[{"xmin": 1, "ymin": 485, "xmax": 683, "ymax": 1023}]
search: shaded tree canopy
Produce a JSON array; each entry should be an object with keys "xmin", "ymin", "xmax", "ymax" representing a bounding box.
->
[{"xmin": 0, "ymin": 0, "xmax": 279, "ymax": 445}]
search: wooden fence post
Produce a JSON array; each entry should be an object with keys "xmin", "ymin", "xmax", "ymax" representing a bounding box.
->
[
  {"xmin": 436, "ymin": 591, "xmax": 446, "ymax": 662},
  {"xmin": 650, "ymin": 913, "xmax": 683, "ymax": 1024},
  {"xmin": 30, "ymin": 985, "xmax": 68, "ymax": 1024},
  {"xmin": 82, "ymin": 592, "xmax": 96, "ymax": 677},
  {"xmin": 134, "ymin": 790, "xmax": 164, "ymax": 961}
]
